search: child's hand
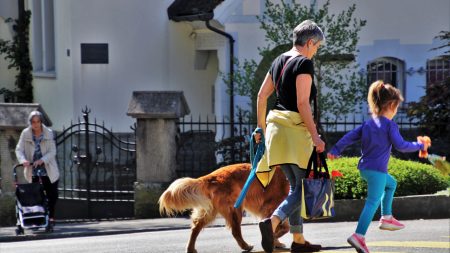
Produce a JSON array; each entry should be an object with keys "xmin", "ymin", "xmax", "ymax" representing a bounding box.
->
[
  {"xmin": 424, "ymin": 136, "xmax": 431, "ymax": 150},
  {"xmin": 417, "ymin": 136, "xmax": 431, "ymax": 158},
  {"xmin": 417, "ymin": 136, "xmax": 432, "ymax": 150},
  {"xmin": 327, "ymin": 153, "xmax": 338, "ymax": 160}
]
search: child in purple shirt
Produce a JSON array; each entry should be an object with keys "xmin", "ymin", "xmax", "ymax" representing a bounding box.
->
[{"xmin": 328, "ymin": 80, "xmax": 430, "ymax": 253}]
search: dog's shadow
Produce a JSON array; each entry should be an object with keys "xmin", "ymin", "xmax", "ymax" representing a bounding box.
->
[{"xmin": 250, "ymin": 246, "xmax": 353, "ymax": 252}]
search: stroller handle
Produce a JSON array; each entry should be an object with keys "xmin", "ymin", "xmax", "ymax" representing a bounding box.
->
[{"xmin": 13, "ymin": 164, "xmax": 24, "ymax": 184}]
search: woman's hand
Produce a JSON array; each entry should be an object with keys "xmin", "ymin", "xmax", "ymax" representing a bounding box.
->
[
  {"xmin": 313, "ymin": 135, "xmax": 325, "ymax": 153},
  {"xmin": 253, "ymin": 127, "xmax": 265, "ymax": 144},
  {"xmin": 23, "ymin": 160, "xmax": 31, "ymax": 167},
  {"xmin": 254, "ymin": 133, "xmax": 262, "ymax": 144},
  {"xmin": 33, "ymin": 159, "xmax": 44, "ymax": 168}
]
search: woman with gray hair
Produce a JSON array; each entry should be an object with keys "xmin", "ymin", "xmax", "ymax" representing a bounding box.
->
[
  {"xmin": 254, "ymin": 20, "xmax": 325, "ymax": 252},
  {"xmin": 15, "ymin": 111, "xmax": 60, "ymax": 232}
]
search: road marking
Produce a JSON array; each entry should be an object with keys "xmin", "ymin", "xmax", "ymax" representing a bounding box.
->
[
  {"xmin": 268, "ymin": 240, "xmax": 449, "ymax": 253},
  {"xmin": 268, "ymin": 251, "xmax": 403, "ymax": 253},
  {"xmin": 367, "ymin": 241, "xmax": 450, "ymax": 248},
  {"xmin": 268, "ymin": 249, "xmax": 402, "ymax": 253},
  {"xmin": 320, "ymin": 252, "xmax": 403, "ymax": 253}
]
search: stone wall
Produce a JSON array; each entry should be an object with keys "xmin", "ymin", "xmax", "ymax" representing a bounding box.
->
[
  {"xmin": 0, "ymin": 128, "xmax": 21, "ymax": 194},
  {"xmin": 0, "ymin": 193, "xmax": 15, "ymax": 226}
]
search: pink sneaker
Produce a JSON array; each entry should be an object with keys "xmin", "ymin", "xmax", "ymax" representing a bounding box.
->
[
  {"xmin": 379, "ymin": 217, "xmax": 405, "ymax": 231},
  {"xmin": 347, "ymin": 233, "xmax": 370, "ymax": 253}
]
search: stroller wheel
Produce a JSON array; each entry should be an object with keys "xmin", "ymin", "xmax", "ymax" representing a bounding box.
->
[
  {"xmin": 45, "ymin": 223, "xmax": 54, "ymax": 233},
  {"xmin": 15, "ymin": 226, "xmax": 24, "ymax": 236}
]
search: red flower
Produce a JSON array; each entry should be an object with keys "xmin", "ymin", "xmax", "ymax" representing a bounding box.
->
[{"xmin": 331, "ymin": 170, "xmax": 343, "ymax": 178}]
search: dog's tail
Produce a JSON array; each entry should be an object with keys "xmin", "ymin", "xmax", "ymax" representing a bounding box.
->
[{"xmin": 159, "ymin": 177, "xmax": 212, "ymax": 216}]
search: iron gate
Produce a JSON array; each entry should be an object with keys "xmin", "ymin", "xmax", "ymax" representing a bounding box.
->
[
  {"xmin": 55, "ymin": 107, "xmax": 136, "ymax": 219},
  {"xmin": 176, "ymin": 115, "xmax": 255, "ymax": 178}
]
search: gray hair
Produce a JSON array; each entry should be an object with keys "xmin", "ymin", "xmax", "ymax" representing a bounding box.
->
[
  {"xmin": 28, "ymin": 111, "xmax": 43, "ymax": 125},
  {"xmin": 293, "ymin": 20, "xmax": 325, "ymax": 46}
]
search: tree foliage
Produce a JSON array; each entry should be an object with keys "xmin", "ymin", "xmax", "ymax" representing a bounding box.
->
[
  {"xmin": 407, "ymin": 31, "xmax": 450, "ymax": 154},
  {"xmin": 0, "ymin": 10, "xmax": 33, "ymax": 103},
  {"xmin": 407, "ymin": 31, "xmax": 450, "ymax": 137},
  {"xmin": 430, "ymin": 31, "xmax": 450, "ymax": 57},
  {"xmin": 407, "ymin": 78, "xmax": 450, "ymax": 143},
  {"xmin": 227, "ymin": 0, "xmax": 367, "ymax": 121}
]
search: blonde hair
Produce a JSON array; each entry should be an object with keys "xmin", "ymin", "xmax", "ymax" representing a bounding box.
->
[{"xmin": 367, "ymin": 80, "xmax": 403, "ymax": 115}]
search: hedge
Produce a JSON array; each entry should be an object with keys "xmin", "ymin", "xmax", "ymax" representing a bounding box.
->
[{"xmin": 328, "ymin": 157, "xmax": 449, "ymax": 199}]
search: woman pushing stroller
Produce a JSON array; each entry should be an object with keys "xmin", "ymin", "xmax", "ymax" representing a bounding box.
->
[{"xmin": 15, "ymin": 110, "xmax": 60, "ymax": 232}]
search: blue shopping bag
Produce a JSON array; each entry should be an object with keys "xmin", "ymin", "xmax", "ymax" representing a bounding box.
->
[{"xmin": 300, "ymin": 149, "xmax": 335, "ymax": 220}]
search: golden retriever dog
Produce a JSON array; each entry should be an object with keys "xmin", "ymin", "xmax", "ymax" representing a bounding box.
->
[{"xmin": 159, "ymin": 163, "xmax": 290, "ymax": 253}]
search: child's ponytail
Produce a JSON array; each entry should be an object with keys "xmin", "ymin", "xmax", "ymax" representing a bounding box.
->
[{"xmin": 368, "ymin": 80, "xmax": 404, "ymax": 116}]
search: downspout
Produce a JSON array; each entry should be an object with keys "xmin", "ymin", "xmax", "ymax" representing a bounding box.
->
[{"xmin": 205, "ymin": 20, "xmax": 235, "ymax": 144}]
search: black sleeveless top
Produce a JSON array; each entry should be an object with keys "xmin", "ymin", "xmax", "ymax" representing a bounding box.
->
[{"xmin": 269, "ymin": 54, "xmax": 317, "ymax": 113}]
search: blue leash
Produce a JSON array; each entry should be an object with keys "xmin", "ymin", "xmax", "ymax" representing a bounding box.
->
[{"xmin": 234, "ymin": 128, "xmax": 265, "ymax": 208}]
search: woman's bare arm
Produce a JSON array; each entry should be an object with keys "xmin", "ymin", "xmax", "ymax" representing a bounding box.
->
[
  {"xmin": 257, "ymin": 72, "xmax": 275, "ymax": 135},
  {"xmin": 296, "ymin": 74, "xmax": 325, "ymax": 152}
]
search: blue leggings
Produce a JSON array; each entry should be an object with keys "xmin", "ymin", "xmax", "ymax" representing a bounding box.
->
[{"xmin": 356, "ymin": 169, "xmax": 397, "ymax": 235}]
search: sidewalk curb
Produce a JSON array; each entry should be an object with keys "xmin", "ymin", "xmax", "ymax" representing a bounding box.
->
[{"xmin": 330, "ymin": 194, "xmax": 450, "ymax": 222}]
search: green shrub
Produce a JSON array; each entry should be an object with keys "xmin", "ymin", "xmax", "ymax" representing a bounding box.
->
[{"xmin": 328, "ymin": 157, "xmax": 449, "ymax": 199}]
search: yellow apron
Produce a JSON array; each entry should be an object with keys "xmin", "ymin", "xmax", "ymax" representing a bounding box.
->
[{"xmin": 256, "ymin": 110, "xmax": 313, "ymax": 188}]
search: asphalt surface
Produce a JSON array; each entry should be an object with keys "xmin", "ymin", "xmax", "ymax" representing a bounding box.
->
[
  {"xmin": 0, "ymin": 216, "xmax": 253, "ymax": 242},
  {"xmin": 0, "ymin": 218, "xmax": 449, "ymax": 253}
]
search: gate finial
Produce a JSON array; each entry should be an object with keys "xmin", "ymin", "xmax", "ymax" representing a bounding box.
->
[
  {"xmin": 82, "ymin": 105, "xmax": 91, "ymax": 115},
  {"xmin": 82, "ymin": 106, "xmax": 91, "ymax": 122}
]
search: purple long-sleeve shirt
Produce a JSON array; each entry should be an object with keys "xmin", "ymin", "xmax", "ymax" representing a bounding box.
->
[{"xmin": 329, "ymin": 116, "xmax": 424, "ymax": 173}]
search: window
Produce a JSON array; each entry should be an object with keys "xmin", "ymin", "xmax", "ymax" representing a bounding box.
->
[
  {"xmin": 32, "ymin": 0, "xmax": 55, "ymax": 77},
  {"xmin": 367, "ymin": 57, "xmax": 405, "ymax": 96},
  {"xmin": 426, "ymin": 57, "xmax": 450, "ymax": 86}
]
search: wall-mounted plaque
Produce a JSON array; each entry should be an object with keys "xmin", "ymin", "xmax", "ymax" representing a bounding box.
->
[{"xmin": 81, "ymin": 43, "xmax": 109, "ymax": 64}]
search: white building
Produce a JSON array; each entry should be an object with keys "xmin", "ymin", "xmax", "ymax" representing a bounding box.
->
[{"xmin": 1, "ymin": 0, "xmax": 449, "ymax": 131}]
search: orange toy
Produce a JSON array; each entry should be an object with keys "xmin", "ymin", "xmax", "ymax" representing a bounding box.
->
[{"xmin": 417, "ymin": 136, "xmax": 431, "ymax": 158}]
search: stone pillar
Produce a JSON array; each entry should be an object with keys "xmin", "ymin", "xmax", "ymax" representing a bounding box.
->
[
  {"xmin": 0, "ymin": 103, "xmax": 52, "ymax": 226},
  {"xmin": 127, "ymin": 91, "xmax": 189, "ymax": 218}
]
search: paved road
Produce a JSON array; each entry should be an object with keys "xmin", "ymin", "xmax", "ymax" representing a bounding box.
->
[{"xmin": 0, "ymin": 219, "xmax": 448, "ymax": 253}]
